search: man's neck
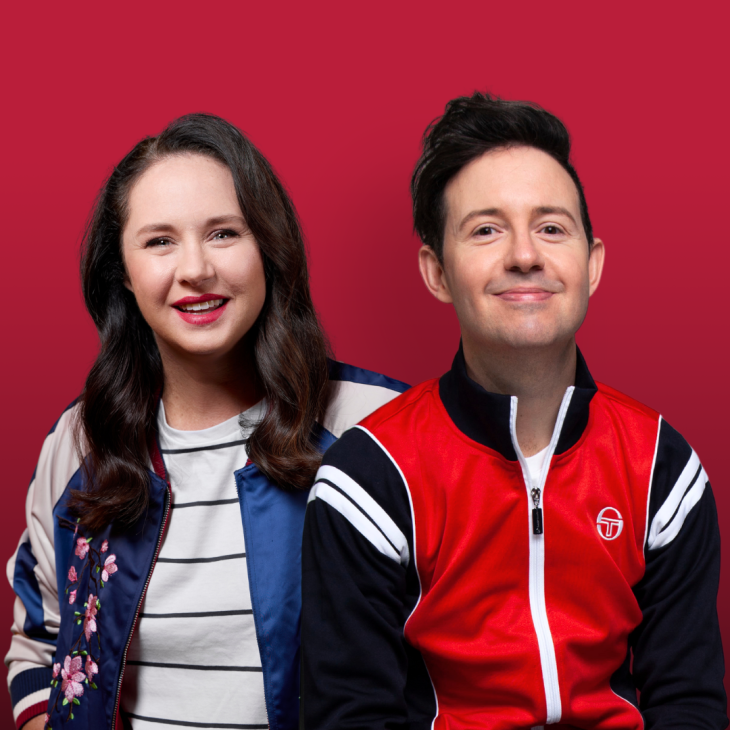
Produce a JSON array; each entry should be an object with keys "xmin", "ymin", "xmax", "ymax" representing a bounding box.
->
[{"xmin": 463, "ymin": 338, "xmax": 577, "ymax": 457}]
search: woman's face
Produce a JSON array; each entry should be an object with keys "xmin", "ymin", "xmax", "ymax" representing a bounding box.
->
[{"xmin": 122, "ymin": 154, "xmax": 266, "ymax": 363}]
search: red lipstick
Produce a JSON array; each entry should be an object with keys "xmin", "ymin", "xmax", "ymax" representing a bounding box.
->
[{"xmin": 172, "ymin": 294, "xmax": 229, "ymax": 325}]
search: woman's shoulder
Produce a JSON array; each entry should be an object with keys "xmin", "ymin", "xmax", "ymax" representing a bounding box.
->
[
  {"xmin": 29, "ymin": 399, "xmax": 85, "ymax": 509},
  {"xmin": 321, "ymin": 360, "xmax": 410, "ymax": 439}
]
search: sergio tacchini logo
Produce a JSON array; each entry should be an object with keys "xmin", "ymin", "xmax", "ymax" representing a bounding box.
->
[{"xmin": 597, "ymin": 507, "xmax": 623, "ymax": 540}]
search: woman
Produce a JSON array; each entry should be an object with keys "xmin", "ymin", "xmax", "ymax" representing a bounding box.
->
[{"xmin": 6, "ymin": 114, "xmax": 407, "ymax": 730}]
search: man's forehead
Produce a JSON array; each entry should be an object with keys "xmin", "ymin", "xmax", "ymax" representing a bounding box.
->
[{"xmin": 444, "ymin": 146, "xmax": 582, "ymax": 227}]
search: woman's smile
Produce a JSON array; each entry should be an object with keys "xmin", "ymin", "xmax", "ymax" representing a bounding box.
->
[{"xmin": 173, "ymin": 294, "xmax": 230, "ymax": 324}]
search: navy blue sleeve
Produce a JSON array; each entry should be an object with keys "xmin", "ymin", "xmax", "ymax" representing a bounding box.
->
[
  {"xmin": 632, "ymin": 419, "xmax": 727, "ymax": 730},
  {"xmin": 300, "ymin": 427, "xmax": 436, "ymax": 730}
]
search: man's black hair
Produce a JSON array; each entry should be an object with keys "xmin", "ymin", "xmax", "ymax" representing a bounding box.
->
[{"xmin": 411, "ymin": 91, "xmax": 593, "ymax": 261}]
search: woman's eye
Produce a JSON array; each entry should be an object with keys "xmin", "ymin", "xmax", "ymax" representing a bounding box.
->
[
  {"xmin": 145, "ymin": 237, "xmax": 171, "ymax": 248},
  {"xmin": 213, "ymin": 229, "xmax": 238, "ymax": 240},
  {"xmin": 476, "ymin": 225, "xmax": 496, "ymax": 236}
]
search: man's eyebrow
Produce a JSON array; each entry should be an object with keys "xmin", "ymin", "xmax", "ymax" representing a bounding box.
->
[
  {"xmin": 533, "ymin": 206, "xmax": 578, "ymax": 225},
  {"xmin": 457, "ymin": 208, "xmax": 504, "ymax": 232},
  {"xmin": 135, "ymin": 215, "xmax": 246, "ymax": 236}
]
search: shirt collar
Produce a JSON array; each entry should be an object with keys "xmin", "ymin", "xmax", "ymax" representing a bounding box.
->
[{"xmin": 438, "ymin": 343, "xmax": 597, "ymax": 460}]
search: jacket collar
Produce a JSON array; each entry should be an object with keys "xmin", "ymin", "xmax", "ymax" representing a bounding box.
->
[{"xmin": 438, "ymin": 343, "xmax": 597, "ymax": 460}]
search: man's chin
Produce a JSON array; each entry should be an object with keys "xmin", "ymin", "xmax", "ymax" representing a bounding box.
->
[{"xmin": 474, "ymin": 328, "xmax": 574, "ymax": 353}]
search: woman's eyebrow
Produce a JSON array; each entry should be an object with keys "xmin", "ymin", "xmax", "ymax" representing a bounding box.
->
[
  {"xmin": 136, "ymin": 222, "xmax": 176, "ymax": 236},
  {"xmin": 135, "ymin": 215, "xmax": 246, "ymax": 236}
]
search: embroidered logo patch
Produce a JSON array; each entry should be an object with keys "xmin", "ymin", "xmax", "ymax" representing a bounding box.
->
[{"xmin": 597, "ymin": 507, "xmax": 624, "ymax": 540}]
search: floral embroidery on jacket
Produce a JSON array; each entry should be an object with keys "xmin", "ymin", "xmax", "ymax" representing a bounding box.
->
[
  {"xmin": 101, "ymin": 555, "xmax": 117, "ymax": 582},
  {"xmin": 60, "ymin": 656, "xmax": 85, "ymax": 703},
  {"xmin": 74, "ymin": 538, "xmax": 90, "ymax": 560},
  {"xmin": 48, "ymin": 518, "xmax": 120, "ymax": 725}
]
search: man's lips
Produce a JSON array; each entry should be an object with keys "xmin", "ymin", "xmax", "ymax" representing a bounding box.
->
[{"xmin": 494, "ymin": 288, "xmax": 555, "ymax": 302}]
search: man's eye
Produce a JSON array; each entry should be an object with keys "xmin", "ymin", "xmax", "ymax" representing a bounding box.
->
[
  {"xmin": 476, "ymin": 226, "xmax": 495, "ymax": 236},
  {"xmin": 541, "ymin": 225, "xmax": 562, "ymax": 235}
]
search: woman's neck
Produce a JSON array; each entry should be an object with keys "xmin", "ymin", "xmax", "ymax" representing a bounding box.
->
[{"xmin": 158, "ymin": 341, "xmax": 261, "ymax": 431}]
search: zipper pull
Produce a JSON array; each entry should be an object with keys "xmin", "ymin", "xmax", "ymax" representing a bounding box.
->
[{"xmin": 531, "ymin": 487, "xmax": 543, "ymax": 535}]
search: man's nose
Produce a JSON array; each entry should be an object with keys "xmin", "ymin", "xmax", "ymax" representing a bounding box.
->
[
  {"xmin": 505, "ymin": 229, "xmax": 544, "ymax": 273},
  {"xmin": 176, "ymin": 241, "xmax": 214, "ymax": 286}
]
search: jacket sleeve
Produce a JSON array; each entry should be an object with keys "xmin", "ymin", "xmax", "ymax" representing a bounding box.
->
[
  {"xmin": 301, "ymin": 426, "xmax": 434, "ymax": 730},
  {"xmin": 5, "ymin": 403, "xmax": 81, "ymax": 729},
  {"xmin": 632, "ymin": 418, "xmax": 728, "ymax": 730}
]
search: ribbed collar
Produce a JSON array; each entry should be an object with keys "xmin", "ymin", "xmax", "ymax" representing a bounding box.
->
[{"xmin": 438, "ymin": 344, "xmax": 597, "ymax": 460}]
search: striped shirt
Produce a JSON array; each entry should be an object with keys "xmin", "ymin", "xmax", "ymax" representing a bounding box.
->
[{"xmin": 120, "ymin": 400, "xmax": 268, "ymax": 729}]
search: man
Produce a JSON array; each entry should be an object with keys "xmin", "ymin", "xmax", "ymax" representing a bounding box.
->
[{"xmin": 301, "ymin": 92, "xmax": 727, "ymax": 729}]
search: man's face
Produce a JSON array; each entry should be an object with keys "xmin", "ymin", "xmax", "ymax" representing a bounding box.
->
[{"xmin": 419, "ymin": 145, "xmax": 604, "ymax": 357}]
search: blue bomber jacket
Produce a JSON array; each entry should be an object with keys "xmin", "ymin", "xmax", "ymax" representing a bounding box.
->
[{"xmin": 5, "ymin": 362, "xmax": 408, "ymax": 730}]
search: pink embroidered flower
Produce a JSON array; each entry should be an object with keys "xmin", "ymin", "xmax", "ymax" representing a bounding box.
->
[
  {"xmin": 101, "ymin": 554, "xmax": 117, "ymax": 582},
  {"xmin": 67, "ymin": 565, "xmax": 77, "ymax": 582},
  {"xmin": 83, "ymin": 594, "xmax": 98, "ymax": 641},
  {"xmin": 69, "ymin": 590, "xmax": 77, "ymax": 605},
  {"xmin": 60, "ymin": 655, "xmax": 85, "ymax": 702},
  {"xmin": 100, "ymin": 540, "xmax": 109, "ymax": 553},
  {"xmin": 52, "ymin": 662, "xmax": 61, "ymax": 679},
  {"xmin": 85, "ymin": 655, "xmax": 98, "ymax": 682},
  {"xmin": 75, "ymin": 537, "xmax": 90, "ymax": 560}
]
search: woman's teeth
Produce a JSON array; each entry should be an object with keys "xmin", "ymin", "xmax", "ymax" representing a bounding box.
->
[{"xmin": 178, "ymin": 299, "xmax": 224, "ymax": 312}]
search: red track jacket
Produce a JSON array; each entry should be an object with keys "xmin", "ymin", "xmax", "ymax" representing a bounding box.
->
[{"xmin": 301, "ymin": 347, "xmax": 727, "ymax": 730}]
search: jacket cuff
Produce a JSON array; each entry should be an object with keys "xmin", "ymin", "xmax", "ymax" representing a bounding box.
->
[{"xmin": 11, "ymin": 667, "xmax": 52, "ymax": 728}]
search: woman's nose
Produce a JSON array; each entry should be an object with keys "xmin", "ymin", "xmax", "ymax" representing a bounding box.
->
[{"xmin": 176, "ymin": 241, "xmax": 214, "ymax": 286}]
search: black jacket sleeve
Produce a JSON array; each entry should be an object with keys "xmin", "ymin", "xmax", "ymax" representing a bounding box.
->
[
  {"xmin": 632, "ymin": 419, "xmax": 728, "ymax": 730},
  {"xmin": 300, "ymin": 426, "xmax": 436, "ymax": 730}
]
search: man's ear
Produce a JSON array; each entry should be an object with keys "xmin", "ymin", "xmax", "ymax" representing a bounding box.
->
[
  {"xmin": 418, "ymin": 245, "xmax": 453, "ymax": 304},
  {"xmin": 588, "ymin": 238, "xmax": 605, "ymax": 297}
]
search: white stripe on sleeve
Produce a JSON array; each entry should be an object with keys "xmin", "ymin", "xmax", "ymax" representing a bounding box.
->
[
  {"xmin": 12, "ymin": 687, "xmax": 51, "ymax": 722},
  {"xmin": 309, "ymin": 464, "xmax": 410, "ymax": 566},
  {"xmin": 647, "ymin": 450, "xmax": 708, "ymax": 551}
]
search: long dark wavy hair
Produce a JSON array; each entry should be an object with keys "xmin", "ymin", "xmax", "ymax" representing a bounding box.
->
[{"xmin": 71, "ymin": 113, "xmax": 331, "ymax": 531}]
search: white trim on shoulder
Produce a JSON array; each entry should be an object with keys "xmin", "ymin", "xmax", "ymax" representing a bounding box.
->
[
  {"xmin": 309, "ymin": 481, "xmax": 401, "ymax": 564},
  {"xmin": 647, "ymin": 448, "xmax": 707, "ymax": 551},
  {"xmin": 643, "ymin": 417, "xmax": 663, "ymax": 551},
  {"xmin": 312, "ymin": 465, "xmax": 410, "ymax": 566}
]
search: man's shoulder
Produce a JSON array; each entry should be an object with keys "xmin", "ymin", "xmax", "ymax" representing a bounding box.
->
[
  {"xmin": 321, "ymin": 360, "xmax": 410, "ymax": 439},
  {"xmin": 594, "ymin": 380, "xmax": 660, "ymax": 423},
  {"xmin": 358, "ymin": 377, "xmax": 441, "ymax": 433}
]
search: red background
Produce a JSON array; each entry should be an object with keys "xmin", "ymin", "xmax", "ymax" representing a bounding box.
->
[{"xmin": 1, "ymin": 0, "xmax": 728, "ymax": 722}]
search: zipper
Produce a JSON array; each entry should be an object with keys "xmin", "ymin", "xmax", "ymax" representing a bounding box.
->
[
  {"xmin": 509, "ymin": 386, "xmax": 574, "ymax": 726},
  {"xmin": 110, "ymin": 482, "xmax": 171, "ymax": 728},
  {"xmin": 531, "ymin": 487, "xmax": 543, "ymax": 534},
  {"xmin": 235, "ymin": 469, "xmax": 272, "ymax": 730}
]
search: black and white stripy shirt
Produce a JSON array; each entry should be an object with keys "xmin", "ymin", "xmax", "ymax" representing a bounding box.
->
[{"xmin": 120, "ymin": 400, "xmax": 267, "ymax": 729}]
